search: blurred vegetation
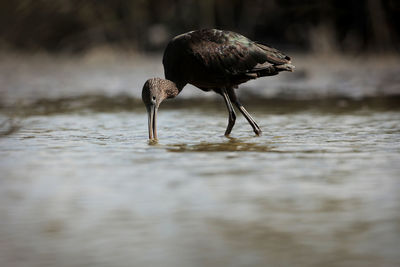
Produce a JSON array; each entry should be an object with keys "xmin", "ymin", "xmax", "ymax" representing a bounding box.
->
[{"xmin": 0, "ymin": 0, "xmax": 399, "ymax": 53}]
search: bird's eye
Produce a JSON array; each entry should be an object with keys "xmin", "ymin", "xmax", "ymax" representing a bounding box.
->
[{"xmin": 152, "ymin": 96, "xmax": 156, "ymax": 101}]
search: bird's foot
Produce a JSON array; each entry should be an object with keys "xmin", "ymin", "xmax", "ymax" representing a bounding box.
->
[
  {"xmin": 254, "ymin": 128, "xmax": 262, "ymax": 136},
  {"xmin": 148, "ymin": 139, "xmax": 159, "ymax": 145}
]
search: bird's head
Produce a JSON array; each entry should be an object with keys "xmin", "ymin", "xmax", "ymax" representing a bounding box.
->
[{"xmin": 142, "ymin": 78, "xmax": 178, "ymax": 140}]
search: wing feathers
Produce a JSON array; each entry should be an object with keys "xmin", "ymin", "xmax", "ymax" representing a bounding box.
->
[
  {"xmin": 187, "ymin": 29, "xmax": 293, "ymax": 79},
  {"xmin": 255, "ymin": 43, "xmax": 291, "ymax": 65}
]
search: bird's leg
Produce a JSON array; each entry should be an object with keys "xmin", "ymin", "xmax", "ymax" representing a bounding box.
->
[
  {"xmin": 221, "ymin": 88, "xmax": 236, "ymax": 136},
  {"xmin": 238, "ymin": 105, "xmax": 262, "ymax": 135},
  {"xmin": 227, "ymin": 88, "xmax": 262, "ymax": 136}
]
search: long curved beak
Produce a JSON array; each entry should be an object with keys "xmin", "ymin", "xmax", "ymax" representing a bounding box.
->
[{"xmin": 147, "ymin": 104, "xmax": 158, "ymax": 140}]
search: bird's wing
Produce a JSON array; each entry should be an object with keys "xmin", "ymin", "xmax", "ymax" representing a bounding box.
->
[
  {"xmin": 254, "ymin": 43, "xmax": 291, "ymax": 65},
  {"xmin": 187, "ymin": 29, "xmax": 291, "ymax": 76}
]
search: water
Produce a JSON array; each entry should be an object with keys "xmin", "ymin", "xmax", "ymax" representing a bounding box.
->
[
  {"xmin": 1, "ymin": 52, "xmax": 400, "ymax": 266},
  {"xmin": 1, "ymin": 106, "xmax": 399, "ymax": 267}
]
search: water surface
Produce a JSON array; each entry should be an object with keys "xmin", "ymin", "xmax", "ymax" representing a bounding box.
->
[
  {"xmin": 1, "ymin": 52, "xmax": 400, "ymax": 266},
  {"xmin": 1, "ymin": 106, "xmax": 399, "ymax": 267}
]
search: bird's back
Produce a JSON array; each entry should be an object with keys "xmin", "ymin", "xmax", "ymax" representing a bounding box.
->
[{"xmin": 163, "ymin": 29, "xmax": 293, "ymax": 91}]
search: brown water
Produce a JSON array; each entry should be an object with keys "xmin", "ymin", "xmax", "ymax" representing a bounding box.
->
[{"xmin": 0, "ymin": 53, "xmax": 400, "ymax": 267}]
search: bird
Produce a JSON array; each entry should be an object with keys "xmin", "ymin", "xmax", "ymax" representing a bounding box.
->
[{"xmin": 142, "ymin": 29, "xmax": 294, "ymax": 140}]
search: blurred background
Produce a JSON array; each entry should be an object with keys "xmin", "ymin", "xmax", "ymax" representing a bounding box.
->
[
  {"xmin": 0, "ymin": 0, "xmax": 399, "ymax": 53},
  {"xmin": 0, "ymin": 0, "xmax": 399, "ymax": 110},
  {"xmin": 1, "ymin": 1, "xmax": 400, "ymax": 267}
]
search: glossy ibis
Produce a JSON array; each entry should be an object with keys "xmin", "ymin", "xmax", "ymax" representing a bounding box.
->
[{"xmin": 142, "ymin": 29, "xmax": 294, "ymax": 140}]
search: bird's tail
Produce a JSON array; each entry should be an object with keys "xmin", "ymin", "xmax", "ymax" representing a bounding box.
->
[
  {"xmin": 250, "ymin": 63, "xmax": 295, "ymax": 78},
  {"xmin": 275, "ymin": 63, "xmax": 295, "ymax": 72}
]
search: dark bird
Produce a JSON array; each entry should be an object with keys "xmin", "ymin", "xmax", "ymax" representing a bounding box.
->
[{"xmin": 142, "ymin": 29, "xmax": 294, "ymax": 140}]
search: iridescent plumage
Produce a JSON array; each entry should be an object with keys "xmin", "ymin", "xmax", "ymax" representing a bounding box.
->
[{"xmin": 142, "ymin": 29, "xmax": 294, "ymax": 140}]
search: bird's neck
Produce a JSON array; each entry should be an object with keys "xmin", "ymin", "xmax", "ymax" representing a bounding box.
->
[{"xmin": 164, "ymin": 80, "xmax": 184, "ymax": 99}]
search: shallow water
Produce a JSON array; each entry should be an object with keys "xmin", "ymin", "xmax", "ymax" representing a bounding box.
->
[
  {"xmin": 1, "ymin": 52, "xmax": 400, "ymax": 266},
  {"xmin": 1, "ymin": 107, "xmax": 399, "ymax": 267}
]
